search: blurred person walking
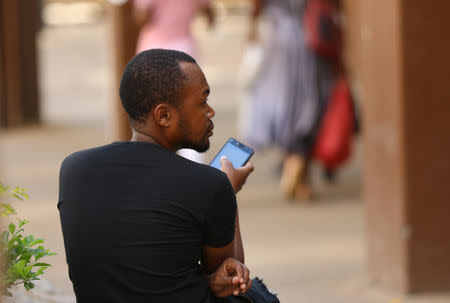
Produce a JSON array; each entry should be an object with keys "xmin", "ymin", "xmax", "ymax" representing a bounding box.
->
[
  {"xmin": 133, "ymin": 0, "xmax": 215, "ymax": 163},
  {"xmin": 243, "ymin": 0, "xmax": 336, "ymax": 201}
]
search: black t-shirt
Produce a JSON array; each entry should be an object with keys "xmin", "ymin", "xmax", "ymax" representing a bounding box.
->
[{"xmin": 58, "ymin": 142, "xmax": 236, "ymax": 303}]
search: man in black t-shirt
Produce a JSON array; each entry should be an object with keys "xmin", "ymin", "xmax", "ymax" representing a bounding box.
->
[{"xmin": 58, "ymin": 49, "xmax": 254, "ymax": 302}]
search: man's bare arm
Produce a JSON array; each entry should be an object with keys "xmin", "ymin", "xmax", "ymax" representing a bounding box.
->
[
  {"xmin": 203, "ymin": 207, "xmax": 243, "ymax": 273},
  {"xmin": 202, "ymin": 158, "xmax": 253, "ymax": 273}
]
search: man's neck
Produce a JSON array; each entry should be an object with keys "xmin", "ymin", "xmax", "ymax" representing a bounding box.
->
[{"xmin": 131, "ymin": 129, "xmax": 176, "ymax": 152}]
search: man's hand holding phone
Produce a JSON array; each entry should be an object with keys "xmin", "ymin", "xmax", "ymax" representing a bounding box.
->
[{"xmin": 220, "ymin": 156, "xmax": 254, "ymax": 194}]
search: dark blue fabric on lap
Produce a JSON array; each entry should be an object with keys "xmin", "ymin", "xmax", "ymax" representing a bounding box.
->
[{"xmin": 215, "ymin": 277, "xmax": 280, "ymax": 303}]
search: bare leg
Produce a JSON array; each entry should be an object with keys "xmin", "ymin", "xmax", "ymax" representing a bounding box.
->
[
  {"xmin": 295, "ymin": 156, "xmax": 314, "ymax": 202},
  {"xmin": 280, "ymin": 153, "xmax": 314, "ymax": 202},
  {"xmin": 280, "ymin": 153, "xmax": 304, "ymax": 200}
]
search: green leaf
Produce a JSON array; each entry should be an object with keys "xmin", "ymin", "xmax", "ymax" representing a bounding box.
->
[
  {"xmin": 19, "ymin": 252, "xmax": 33, "ymax": 263},
  {"xmin": 0, "ymin": 203, "xmax": 16, "ymax": 217},
  {"xmin": 9, "ymin": 186, "xmax": 19, "ymax": 193},
  {"xmin": 8, "ymin": 223, "xmax": 16, "ymax": 235},
  {"xmin": 24, "ymin": 281, "xmax": 34, "ymax": 291},
  {"xmin": 24, "ymin": 264, "xmax": 33, "ymax": 277},
  {"xmin": 30, "ymin": 238, "xmax": 44, "ymax": 247},
  {"xmin": 34, "ymin": 253, "xmax": 45, "ymax": 261},
  {"xmin": 0, "ymin": 183, "xmax": 55, "ymax": 294},
  {"xmin": 28, "ymin": 271, "xmax": 38, "ymax": 279},
  {"xmin": 9, "ymin": 234, "xmax": 22, "ymax": 245},
  {"xmin": 6, "ymin": 266, "xmax": 21, "ymax": 280},
  {"xmin": 14, "ymin": 259, "xmax": 27, "ymax": 277},
  {"xmin": 0, "ymin": 184, "xmax": 11, "ymax": 194},
  {"xmin": 18, "ymin": 219, "xmax": 29, "ymax": 228},
  {"xmin": 33, "ymin": 262, "xmax": 51, "ymax": 267},
  {"xmin": 7, "ymin": 186, "xmax": 29, "ymax": 201},
  {"xmin": 35, "ymin": 267, "xmax": 47, "ymax": 276},
  {"xmin": 24, "ymin": 235, "xmax": 34, "ymax": 247},
  {"xmin": 30, "ymin": 248, "xmax": 45, "ymax": 257},
  {"xmin": 2, "ymin": 231, "xmax": 9, "ymax": 245}
]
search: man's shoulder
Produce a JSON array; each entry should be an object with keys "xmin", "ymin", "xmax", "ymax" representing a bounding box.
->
[
  {"xmin": 61, "ymin": 144, "xmax": 116, "ymax": 170},
  {"xmin": 182, "ymin": 160, "xmax": 235, "ymax": 197},
  {"xmin": 181, "ymin": 158, "xmax": 228, "ymax": 182},
  {"xmin": 63, "ymin": 144, "xmax": 111, "ymax": 160}
]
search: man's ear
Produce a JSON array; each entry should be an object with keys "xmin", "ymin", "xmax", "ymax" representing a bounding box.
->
[{"xmin": 153, "ymin": 103, "xmax": 175, "ymax": 128}]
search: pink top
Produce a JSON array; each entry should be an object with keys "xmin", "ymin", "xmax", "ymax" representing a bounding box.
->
[{"xmin": 134, "ymin": 0, "xmax": 210, "ymax": 57}]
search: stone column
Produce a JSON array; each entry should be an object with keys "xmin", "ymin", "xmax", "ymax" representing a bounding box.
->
[
  {"xmin": 0, "ymin": 0, "xmax": 24, "ymax": 127},
  {"xmin": 343, "ymin": 0, "xmax": 450, "ymax": 293},
  {"xmin": 400, "ymin": 0, "xmax": 450, "ymax": 292},
  {"xmin": 109, "ymin": 1, "xmax": 137, "ymax": 141},
  {"xmin": 18, "ymin": 0, "xmax": 40, "ymax": 124},
  {"xmin": 0, "ymin": 0, "xmax": 40, "ymax": 127}
]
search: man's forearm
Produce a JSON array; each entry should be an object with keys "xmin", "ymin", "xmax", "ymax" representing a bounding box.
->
[
  {"xmin": 233, "ymin": 209, "xmax": 244, "ymax": 263},
  {"xmin": 201, "ymin": 209, "xmax": 244, "ymax": 275}
]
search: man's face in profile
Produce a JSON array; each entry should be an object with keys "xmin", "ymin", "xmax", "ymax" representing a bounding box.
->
[{"xmin": 175, "ymin": 62, "xmax": 215, "ymax": 153}]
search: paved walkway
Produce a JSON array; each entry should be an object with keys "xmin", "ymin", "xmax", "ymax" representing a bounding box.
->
[{"xmin": 1, "ymin": 11, "xmax": 449, "ymax": 303}]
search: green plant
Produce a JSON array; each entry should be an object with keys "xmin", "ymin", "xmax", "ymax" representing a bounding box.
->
[{"xmin": 0, "ymin": 183, "xmax": 56, "ymax": 296}]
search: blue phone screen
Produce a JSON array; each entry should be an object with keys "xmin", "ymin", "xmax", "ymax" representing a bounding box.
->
[{"xmin": 210, "ymin": 142, "xmax": 251, "ymax": 169}]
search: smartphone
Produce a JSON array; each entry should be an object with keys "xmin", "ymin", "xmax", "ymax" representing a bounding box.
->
[{"xmin": 210, "ymin": 138, "xmax": 254, "ymax": 169}]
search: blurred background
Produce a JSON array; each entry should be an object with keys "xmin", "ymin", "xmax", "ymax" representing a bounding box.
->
[{"xmin": 0, "ymin": 0, "xmax": 449, "ymax": 302}]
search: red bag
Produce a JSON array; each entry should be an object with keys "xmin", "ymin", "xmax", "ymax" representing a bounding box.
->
[
  {"xmin": 313, "ymin": 76, "xmax": 354, "ymax": 169},
  {"xmin": 303, "ymin": 0, "xmax": 341, "ymax": 60}
]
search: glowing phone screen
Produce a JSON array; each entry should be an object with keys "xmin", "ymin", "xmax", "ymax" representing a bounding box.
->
[{"xmin": 210, "ymin": 139, "xmax": 253, "ymax": 169}]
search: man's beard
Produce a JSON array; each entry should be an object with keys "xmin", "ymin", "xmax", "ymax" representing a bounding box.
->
[
  {"xmin": 177, "ymin": 118, "xmax": 210, "ymax": 153},
  {"xmin": 185, "ymin": 141, "xmax": 210, "ymax": 153}
]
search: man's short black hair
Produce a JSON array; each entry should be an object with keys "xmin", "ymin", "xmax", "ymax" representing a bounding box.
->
[{"xmin": 119, "ymin": 49, "xmax": 197, "ymax": 123}]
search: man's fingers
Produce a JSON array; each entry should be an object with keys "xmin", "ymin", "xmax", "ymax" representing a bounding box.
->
[
  {"xmin": 226, "ymin": 259, "xmax": 244, "ymax": 280},
  {"xmin": 242, "ymin": 161, "xmax": 254, "ymax": 172},
  {"xmin": 221, "ymin": 157, "xmax": 254, "ymax": 174},
  {"xmin": 219, "ymin": 157, "xmax": 254, "ymax": 193},
  {"xmin": 231, "ymin": 275, "xmax": 239, "ymax": 285},
  {"xmin": 238, "ymin": 263, "xmax": 246, "ymax": 284},
  {"xmin": 237, "ymin": 163, "xmax": 254, "ymax": 180},
  {"xmin": 243, "ymin": 264, "xmax": 250, "ymax": 285},
  {"xmin": 211, "ymin": 258, "xmax": 255, "ymax": 298},
  {"xmin": 238, "ymin": 264, "xmax": 251, "ymax": 293},
  {"xmin": 220, "ymin": 156, "xmax": 233, "ymax": 169},
  {"xmin": 236, "ymin": 162, "xmax": 254, "ymax": 175},
  {"xmin": 233, "ymin": 262, "xmax": 245, "ymax": 283},
  {"xmin": 237, "ymin": 263, "xmax": 248, "ymax": 291},
  {"xmin": 214, "ymin": 274, "xmax": 234, "ymax": 287},
  {"xmin": 243, "ymin": 278, "xmax": 252, "ymax": 293}
]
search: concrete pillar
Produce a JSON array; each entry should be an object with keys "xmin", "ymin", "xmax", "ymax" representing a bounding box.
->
[
  {"xmin": 0, "ymin": 0, "xmax": 24, "ymax": 126},
  {"xmin": 17, "ymin": 0, "xmax": 40, "ymax": 123},
  {"xmin": 109, "ymin": 2, "xmax": 137, "ymax": 141},
  {"xmin": 0, "ymin": 0, "xmax": 40, "ymax": 127},
  {"xmin": 343, "ymin": 0, "xmax": 450, "ymax": 293},
  {"xmin": 401, "ymin": 0, "xmax": 450, "ymax": 292}
]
